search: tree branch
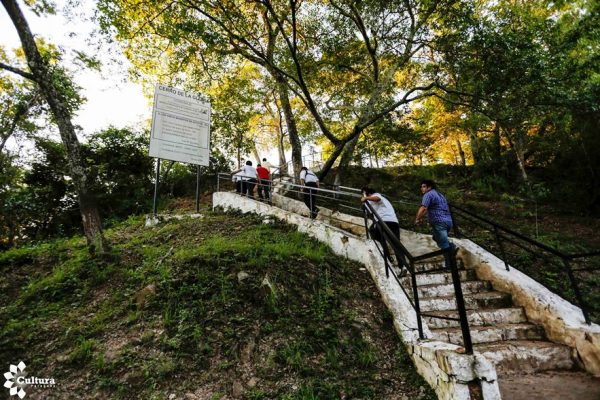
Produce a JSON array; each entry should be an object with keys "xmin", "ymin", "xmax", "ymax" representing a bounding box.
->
[{"xmin": 0, "ymin": 61, "xmax": 36, "ymax": 81}]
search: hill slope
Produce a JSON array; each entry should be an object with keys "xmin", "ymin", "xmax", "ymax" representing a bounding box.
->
[{"xmin": 0, "ymin": 211, "xmax": 435, "ymax": 399}]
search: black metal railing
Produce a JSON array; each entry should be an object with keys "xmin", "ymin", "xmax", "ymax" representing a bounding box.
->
[
  {"xmin": 362, "ymin": 201, "xmax": 473, "ymax": 354},
  {"xmin": 216, "ymin": 172, "xmax": 367, "ymax": 233},
  {"xmin": 216, "ymin": 171, "xmax": 599, "ymax": 334},
  {"xmin": 449, "ymin": 203, "xmax": 600, "ymax": 324}
]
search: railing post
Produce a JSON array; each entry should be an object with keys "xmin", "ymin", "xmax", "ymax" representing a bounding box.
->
[
  {"xmin": 448, "ymin": 249, "xmax": 473, "ymax": 354},
  {"xmin": 410, "ymin": 261, "xmax": 424, "ymax": 340},
  {"xmin": 363, "ymin": 207, "xmax": 370, "ymax": 238},
  {"xmin": 563, "ymin": 258, "xmax": 591, "ymax": 324},
  {"xmin": 377, "ymin": 221, "xmax": 390, "ymax": 278},
  {"xmin": 493, "ymin": 226, "xmax": 510, "ymax": 271},
  {"xmin": 309, "ymin": 185, "xmax": 313, "ymax": 218},
  {"xmin": 216, "ymin": 173, "xmax": 220, "ymax": 192}
]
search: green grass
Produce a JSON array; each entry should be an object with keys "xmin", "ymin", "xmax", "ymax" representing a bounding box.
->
[{"xmin": 0, "ymin": 210, "xmax": 435, "ymax": 399}]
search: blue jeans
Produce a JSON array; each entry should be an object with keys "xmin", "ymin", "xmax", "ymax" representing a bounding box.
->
[
  {"xmin": 432, "ymin": 221, "xmax": 455, "ymax": 268},
  {"xmin": 431, "ymin": 221, "xmax": 452, "ymax": 250}
]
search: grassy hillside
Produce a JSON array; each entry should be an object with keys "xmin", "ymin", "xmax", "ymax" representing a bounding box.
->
[{"xmin": 0, "ymin": 210, "xmax": 435, "ymax": 400}]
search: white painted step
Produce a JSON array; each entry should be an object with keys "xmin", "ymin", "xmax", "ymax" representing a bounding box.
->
[
  {"xmin": 423, "ymin": 307, "xmax": 528, "ymax": 329},
  {"xmin": 419, "ymin": 291, "xmax": 512, "ymax": 312},
  {"xmin": 476, "ymin": 340, "xmax": 576, "ymax": 373},
  {"xmin": 400, "ymin": 269, "xmax": 477, "ymax": 286},
  {"xmin": 413, "ymin": 260, "xmax": 465, "ymax": 273},
  {"xmin": 415, "ymin": 280, "xmax": 492, "ymax": 298},
  {"xmin": 431, "ymin": 323, "xmax": 545, "ymax": 345}
]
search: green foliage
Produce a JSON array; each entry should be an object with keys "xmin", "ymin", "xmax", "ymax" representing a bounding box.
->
[
  {"xmin": 69, "ymin": 337, "xmax": 96, "ymax": 364},
  {"xmin": 85, "ymin": 127, "xmax": 154, "ymax": 219}
]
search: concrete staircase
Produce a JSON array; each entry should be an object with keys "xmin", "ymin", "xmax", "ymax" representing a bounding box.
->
[
  {"xmin": 401, "ymin": 259, "xmax": 574, "ymax": 371},
  {"xmin": 399, "ymin": 259, "xmax": 600, "ymax": 399}
]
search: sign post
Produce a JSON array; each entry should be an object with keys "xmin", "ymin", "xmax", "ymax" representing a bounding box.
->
[
  {"xmin": 149, "ymin": 84, "xmax": 211, "ymax": 214},
  {"xmin": 152, "ymin": 158, "xmax": 161, "ymax": 216}
]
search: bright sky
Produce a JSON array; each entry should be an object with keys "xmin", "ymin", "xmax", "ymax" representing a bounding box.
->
[{"xmin": 0, "ymin": 0, "xmax": 150, "ymax": 139}]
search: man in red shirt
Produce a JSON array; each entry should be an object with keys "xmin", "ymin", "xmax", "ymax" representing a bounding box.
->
[{"xmin": 256, "ymin": 164, "xmax": 271, "ymax": 202}]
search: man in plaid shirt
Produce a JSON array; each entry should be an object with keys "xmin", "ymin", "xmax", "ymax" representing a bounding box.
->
[{"xmin": 415, "ymin": 179, "xmax": 457, "ymax": 267}]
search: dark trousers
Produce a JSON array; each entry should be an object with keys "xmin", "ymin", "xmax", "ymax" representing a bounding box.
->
[
  {"xmin": 258, "ymin": 179, "xmax": 270, "ymax": 200},
  {"xmin": 303, "ymin": 182, "xmax": 318, "ymax": 213},
  {"xmin": 235, "ymin": 180, "xmax": 242, "ymax": 194},
  {"xmin": 370, "ymin": 221, "xmax": 402, "ymax": 264},
  {"xmin": 242, "ymin": 178, "xmax": 257, "ymax": 198}
]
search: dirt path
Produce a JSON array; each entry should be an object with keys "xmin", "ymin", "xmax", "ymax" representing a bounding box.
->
[{"xmin": 498, "ymin": 371, "xmax": 600, "ymax": 400}]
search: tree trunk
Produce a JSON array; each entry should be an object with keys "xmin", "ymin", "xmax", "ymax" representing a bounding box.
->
[
  {"xmin": 334, "ymin": 134, "xmax": 360, "ymax": 186},
  {"xmin": 505, "ymin": 127, "xmax": 530, "ymax": 185},
  {"xmin": 491, "ymin": 122, "xmax": 502, "ymax": 165},
  {"xmin": 456, "ymin": 139, "xmax": 466, "ymax": 166},
  {"xmin": 271, "ymin": 70, "xmax": 302, "ymax": 178},
  {"xmin": 468, "ymin": 129, "xmax": 483, "ymax": 165},
  {"xmin": 277, "ymin": 121, "xmax": 287, "ymax": 175},
  {"xmin": 251, "ymin": 143, "xmax": 261, "ymax": 165},
  {"xmin": 269, "ymin": 94, "xmax": 288, "ymax": 175},
  {"xmin": 318, "ymin": 141, "xmax": 345, "ymax": 180},
  {"xmin": 2, "ymin": 0, "xmax": 107, "ymax": 254}
]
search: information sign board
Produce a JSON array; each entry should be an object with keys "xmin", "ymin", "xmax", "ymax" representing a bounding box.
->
[{"xmin": 149, "ymin": 84, "xmax": 211, "ymax": 166}]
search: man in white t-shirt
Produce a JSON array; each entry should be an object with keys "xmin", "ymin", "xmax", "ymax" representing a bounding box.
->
[
  {"xmin": 233, "ymin": 161, "xmax": 258, "ymax": 198},
  {"xmin": 299, "ymin": 166, "xmax": 320, "ymax": 218},
  {"xmin": 361, "ymin": 186, "xmax": 402, "ymax": 264}
]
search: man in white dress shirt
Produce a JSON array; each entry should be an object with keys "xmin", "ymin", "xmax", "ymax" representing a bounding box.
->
[{"xmin": 299, "ymin": 166, "xmax": 320, "ymax": 218}]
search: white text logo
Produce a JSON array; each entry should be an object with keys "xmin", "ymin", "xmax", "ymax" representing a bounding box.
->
[{"xmin": 4, "ymin": 362, "xmax": 56, "ymax": 398}]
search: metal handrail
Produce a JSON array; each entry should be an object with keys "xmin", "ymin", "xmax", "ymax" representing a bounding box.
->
[
  {"xmin": 448, "ymin": 202, "xmax": 599, "ymax": 324},
  {"xmin": 217, "ymin": 172, "xmax": 367, "ymax": 229},
  {"xmin": 362, "ymin": 201, "xmax": 473, "ymax": 354}
]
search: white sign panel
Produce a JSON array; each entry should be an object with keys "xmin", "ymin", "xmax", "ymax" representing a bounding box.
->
[{"xmin": 149, "ymin": 84, "xmax": 211, "ymax": 166}]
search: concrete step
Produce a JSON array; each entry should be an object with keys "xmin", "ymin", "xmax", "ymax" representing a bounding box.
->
[
  {"xmin": 413, "ymin": 259, "xmax": 465, "ymax": 273},
  {"xmin": 423, "ymin": 307, "xmax": 528, "ymax": 329},
  {"xmin": 400, "ymin": 269, "xmax": 478, "ymax": 286},
  {"xmin": 414, "ymin": 280, "xmax": 492, "ymax": 298},
  {"xmin": 497, "ymin": 370, "xmax": 600, "ymax": 400},
  {"xmin": 419, "ymin": 291, "xmax": 513, "ymax": 312},
  {"xmin": 431, "ymin": 323, "xmax": 545, "ymax": 345},
  {"xmin": 476, "ymin": 340, "xmax": 576, "ymax": 373}
]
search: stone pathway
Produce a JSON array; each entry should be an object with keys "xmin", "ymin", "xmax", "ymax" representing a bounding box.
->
[{"xmin": 498, "ymin": 371, "xmax": 600, "ymax": 400}]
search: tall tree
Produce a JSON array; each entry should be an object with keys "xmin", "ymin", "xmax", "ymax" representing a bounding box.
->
[
  {"xmin": 97, "ymin": 0, "xmax": 459, "ymax": 180},
  {"xmin": 0, "ymin": 0, "xmax": 107, "ymax": 253}
]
